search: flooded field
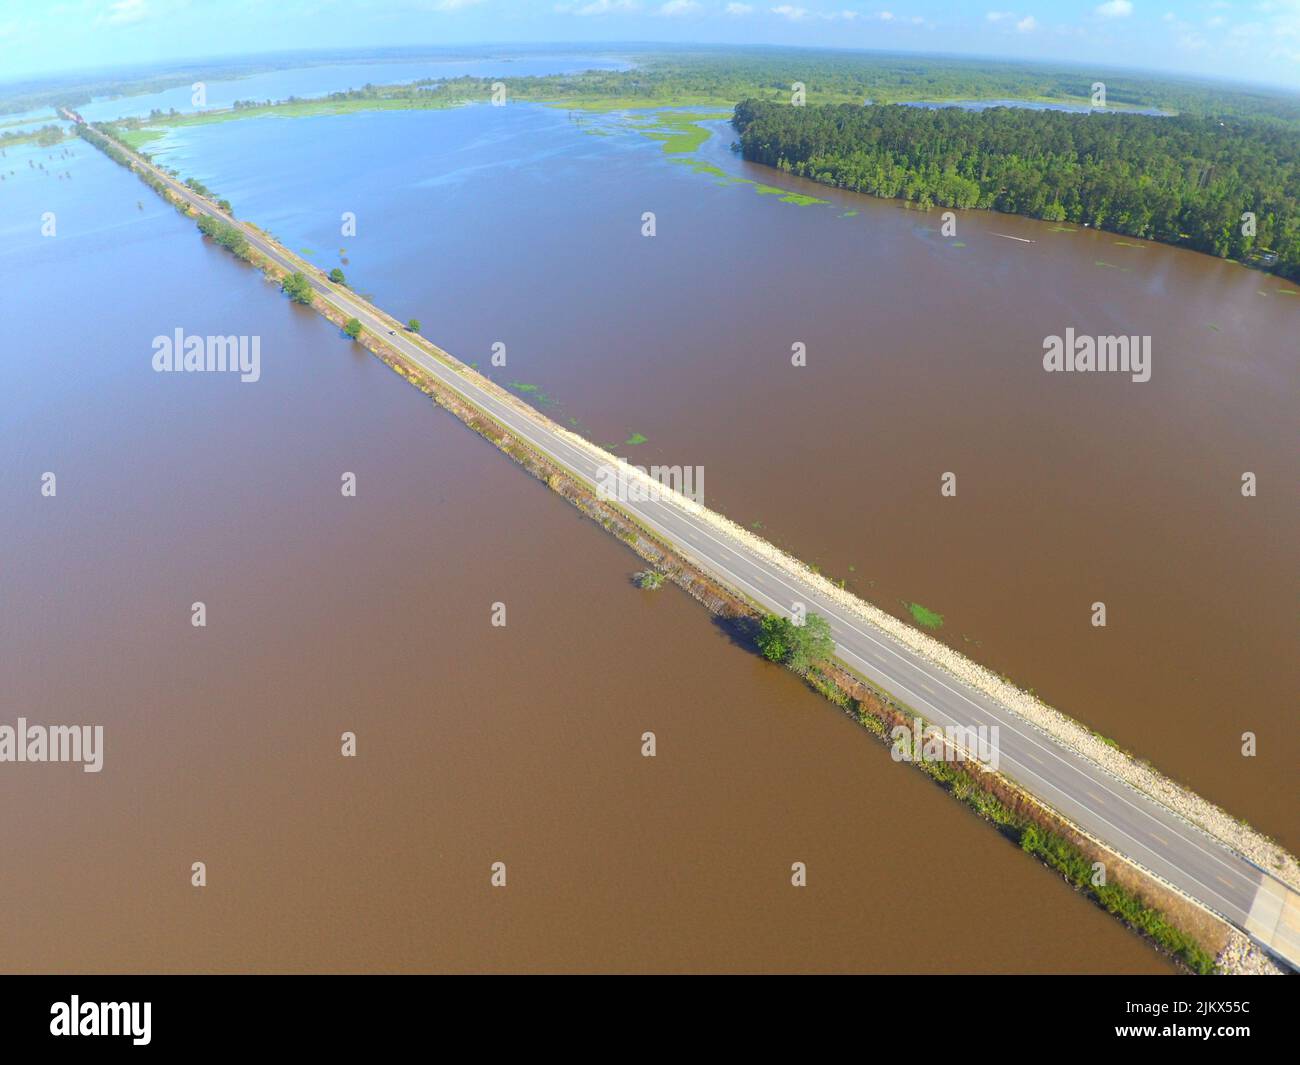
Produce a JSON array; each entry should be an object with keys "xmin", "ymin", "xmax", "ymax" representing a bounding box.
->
[
  {"xmin": 142, "ymin": 100, "xmax": 1297, "ymax": 851},
  {"xmin": 1, "ymin": 82, "xmax": 1291, "ymax": 971}
]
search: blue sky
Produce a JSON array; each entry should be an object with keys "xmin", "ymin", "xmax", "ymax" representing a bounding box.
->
[{"xmin": 4, "ymin": 1, "xmax": 1299, "ymax": 90}]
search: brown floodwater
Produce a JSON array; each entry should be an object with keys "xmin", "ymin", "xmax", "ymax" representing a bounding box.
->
[
  {"xmin": 2, "ymin": 95, "xmax": 1291, "ymax": 972},
  {"xmin": 0, "ymin": 132, "xmax": 1172, "ymax": 974},
  {"xmin": 143, "ymin": 102, "xmax": 1292, "ymax": 854}
]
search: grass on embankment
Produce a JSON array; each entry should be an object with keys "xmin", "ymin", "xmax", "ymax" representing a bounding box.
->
[{"xmin": 798, "ymin": 659, "xmax": 1219, "ymax": 974}]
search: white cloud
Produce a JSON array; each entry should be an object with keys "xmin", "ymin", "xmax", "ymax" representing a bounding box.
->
[
  {"xmin": 986, "ymin": 10, "xmax": 1013, "ymax": 20},
  {"xmin": 724, "ymin": 1, "xmax": 754, "ymax": 12},
  {"xmin": 431, "ymin": 0, "xmax": 485, "ymax": 9},
  {"xmin": 1095, "ymin": 0, "xmax": 1134, "ymax": 17},
  {"xmin": 656, "ymin": 0, "xmax": 699, "ymax": 12},
  {"xmin": 557, "ymin": 0, "xmax": 638, "ymax": 13},
  {"xmin": 1016, "ymin": 14, "xmax": 1037, "ymax": 31},
  {"xmin": 101, "ymin": 0, "xmax": 147, "ymax": 25},
  {"xmin": 769, "ymin": 2, "xmax": 883, "ymax": 21}
]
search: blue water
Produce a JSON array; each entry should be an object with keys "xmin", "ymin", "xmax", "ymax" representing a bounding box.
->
[{"xmin": 74, "ymin": 54, "xmax": 632, "ymax": 123}]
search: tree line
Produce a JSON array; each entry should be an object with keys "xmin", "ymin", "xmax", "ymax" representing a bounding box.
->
[{"xmin": 733, "ymin": 100, "xmax": 1300, "ymax": 280}]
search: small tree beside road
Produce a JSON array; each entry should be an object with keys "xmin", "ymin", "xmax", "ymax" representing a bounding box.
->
[
  {"xmin": 755, "ymin": 612, "xmax": 835, "ymax": 673},
  {"xmin": 281, "ymin": 271, "xmax": 313, "ymax": 305}
]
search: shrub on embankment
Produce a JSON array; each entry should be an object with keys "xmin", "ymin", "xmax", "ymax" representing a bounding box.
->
[
  {"xmin": 750, "ymin": 613, "xmax": 1216, "ymax": 972},
  {"xmin": 281, "ymin": 271, "xmax": 313, "ymax": 305},
  {"xmin": 755, "ymin": 612, "xmax": 835, "ymax": 673},
  {"xmin": 196, "ymin": 214, "xmax": 250, "ymax": 260}
]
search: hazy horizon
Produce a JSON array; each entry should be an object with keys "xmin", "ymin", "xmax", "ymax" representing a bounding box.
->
[
  {"xmin": 4, "ymin": 1, "xmax": 1299, "ymax": 92},
  {"xmin": 5, "ymin": 39, "xmax": 1300, "ymax": 103}
]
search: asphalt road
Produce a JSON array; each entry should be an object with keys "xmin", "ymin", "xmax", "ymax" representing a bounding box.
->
[{"xmin": 123, "ymin": 139, "xmax": 1296, "ymax": 970}]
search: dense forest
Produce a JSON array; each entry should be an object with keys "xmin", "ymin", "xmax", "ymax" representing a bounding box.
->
[
  {"xmin": 393, "ymin": 49, "xmax": 1300, "ymax": 125},
  {"xmin": 613, "ymin": 50, "xmax": 1300, "ymax": 123},
  {"xmin": 733, "ymin": 100, "xmax": 1300, "ymax": 280}
]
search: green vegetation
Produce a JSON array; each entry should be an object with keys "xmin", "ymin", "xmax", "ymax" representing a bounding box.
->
[
  {"xmin": 74, "ymin": 124, "xmax": 178, "ymax": 205},
  {"xmin": 118, "ymin": 127, "xmax": 166, "ymax": 149},
  {"xmin": 92, "ymin": 51, "xmax": 1299, "ymax": 256},
  {"xmin": 635, "ymin": 109, "xmax": 731, "ymax": 153},
  {"xmin": 752, "ymin": 183, "xmax": 825, "ymax": 206},
  {"xmin": 328, "ymin": 267, "xmax": 346, "ymax": 285},
  {"xmin": 281, "ymin": 271, "xmax": 314, "ymax": 306},
  {"xmin": 808, "ymin": 662, "xmax": 1220, "ymax": 972},
  {"xmin": 380, "ymin": 50, "xmax": 1300, "ymax": 120},
  {"xmin": 407, "ymin": 318, "xmax": 421, "ymax": 333},
  {"xmin": 196, "ymin": 213, "xmax": 250, "ymax": 260},
  {"xmin": 624, "ymin": 432, "xmax": 648, "ymax": 446},
  {"xmin": 756, "ymin": 615, "xmax": 794, "ymax": 663},
  {"xmin": 0, "ymin": 124, "xmax": 68, "ymax": 147},
  {"xmin": 343, "ymin": 317, "xmax": 362, "ymax": 340},
  {"xmin": 747, "ymin": 600, "xmax": 1217, "ymax": 970},
  {"xmin": 908, "ymin": 602, "xmax": 945, "ymax": 629},
  {"xmin": 755, "ymin": 612, "xmax": 835, "ymax": 674},
  {"xmin": 1018, "ymin": 824, "xmax": 1216, "ymax": 974},
  {"xmin": 18, "ymin": 47, "xmax": 1295, "ymax": 125},
  {"xmin": 633, "ymin": 569, "xmax": 665, "ymax": 590},
  {"xmin": 103, "ymin": 93, "xmax": 466, "ymax": 140},
  {"xmin": 95, "ymin": 48, "xmax": 1300, "ymax": 148},
  {"xmin": 733, "ymin": 99, "xmax": 1300, "ymax": 280}
]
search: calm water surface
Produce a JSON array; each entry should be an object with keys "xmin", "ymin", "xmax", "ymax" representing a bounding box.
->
[
  {"xmin": 142, "ymin": 102, "xmax": 1297, "ymax": 852},
  {"xmin": 0, "ymin": 93, "xmax": 1289, "ymax": 971}
]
